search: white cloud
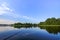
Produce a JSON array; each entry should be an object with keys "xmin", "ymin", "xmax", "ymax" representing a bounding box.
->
[
  {"xmin": 0, "ymin": 2, "xmax": 13, "ymax": 15},
  {"xmin": 22, "ymin": 16, "xmax": 38, "ymax": 21},
  {"xmin": 0, "ymin": 2, "xmax": 39, "ymax": 23}
]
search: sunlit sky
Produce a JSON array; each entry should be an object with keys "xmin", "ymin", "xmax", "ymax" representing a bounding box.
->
[{"xmin": 0, "ymin": 0, "xmax": 60, "ymax": 24}]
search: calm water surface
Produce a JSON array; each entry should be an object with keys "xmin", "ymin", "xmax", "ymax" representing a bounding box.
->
[{"xmin": 0, "ymin": 26, "xmax": 60, "ymax": 40}]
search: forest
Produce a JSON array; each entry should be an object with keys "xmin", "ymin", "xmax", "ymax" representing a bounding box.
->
[
  {"xmin": 13, "ymin": 17, "xmax": 60, "ymax": 28},
  {"xmin": 13, "ymin": 22, "xmax": 37, "ymax": 28},
  {"xmin": 38, "ymin": 17, "xmax": 60, "ymax": 26}
]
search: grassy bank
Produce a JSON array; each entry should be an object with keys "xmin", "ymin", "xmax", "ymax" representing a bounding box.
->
[{"xmin": 39, "ymin": 25, "xmax": 60, "ymax": 26}]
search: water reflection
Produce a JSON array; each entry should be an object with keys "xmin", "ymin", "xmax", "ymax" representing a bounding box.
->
[
  {"xmin": 0, "ymin": 26, "xmax": 18, "ymax": 32},
  {"xmin": 14, "ymin": 26, "xmax": 60, "ymax": 34},
  {"xmin": 40, "ymin": 26, "xmax": 60, "ymax": 34},
  {"xmin": 0, "ymin": 26, "xmax": 60, "ymax": 40}
]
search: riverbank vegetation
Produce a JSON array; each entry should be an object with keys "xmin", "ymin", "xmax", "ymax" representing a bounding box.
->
[
  {"xmin": 38, "ymin": 17, "xmax": 60, "ymax": 26},
  {"xmin": 13, "ymin": 17, "xmax": 60, "ymax": 28},
  {"xmin": 13, "ymin": 23, "xmax": 38, "ymax": 28}
]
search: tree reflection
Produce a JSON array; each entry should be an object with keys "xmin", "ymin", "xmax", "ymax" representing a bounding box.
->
[{"xmin": 40, "ymin": 26, "xmax": 60, "ymax": 34}]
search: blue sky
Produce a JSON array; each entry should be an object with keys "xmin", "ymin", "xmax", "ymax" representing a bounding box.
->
[{"xmin": 0, "ymin": 0, "xmax": 60, "ymax": 23}]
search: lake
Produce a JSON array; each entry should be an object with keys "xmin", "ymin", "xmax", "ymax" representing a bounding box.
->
[{"xmin": 0, "ymin": 26, "xmax": 60, "ymax": 40}]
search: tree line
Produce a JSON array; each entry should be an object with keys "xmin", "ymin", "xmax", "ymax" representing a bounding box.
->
[
  {"xmin": 13, "ymin": 22, "xmax": 37, "ymax": 28},
  {"xmin": 39, "ymin": 17, "xmax": 60, "ymax": 25},
  {"xmin": 13, "ymin": 17, "xmax": 60, "ymax": 28}
]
